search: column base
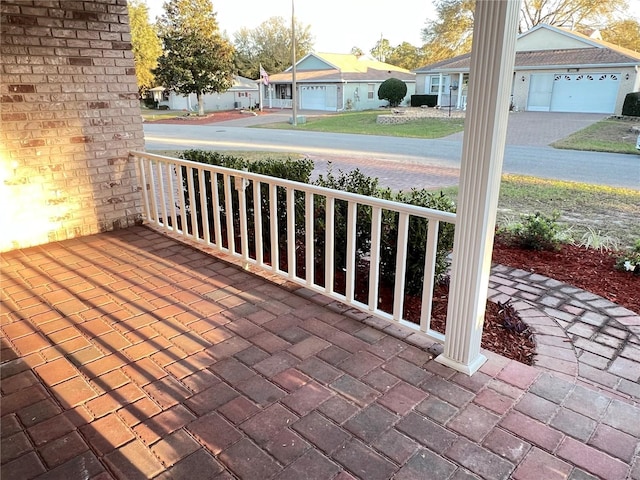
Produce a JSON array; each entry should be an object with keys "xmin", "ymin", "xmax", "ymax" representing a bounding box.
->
[{"xmin": 435, "ymin": 352, "xmax": 487, "ymax": 376}]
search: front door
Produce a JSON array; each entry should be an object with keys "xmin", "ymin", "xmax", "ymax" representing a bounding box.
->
[{"xmin": 527, "ymin": 74, "xmax": 554, "ymax": 111}]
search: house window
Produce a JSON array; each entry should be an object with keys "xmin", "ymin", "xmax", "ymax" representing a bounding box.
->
[
  {"xmin": 429, "ymin": 76, "xmax": 440, "ymax": 94},
  {"xmin": 368, "ymin": 83, "xmax": 375, "ymax": 99}
]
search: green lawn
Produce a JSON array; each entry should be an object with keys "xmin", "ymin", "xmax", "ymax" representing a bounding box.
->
[
  {"xmin": 442, "ymin": 174, "xmax": 640, "ymax": 247},
  {"xmin": 257, "ymin": 110, "xmax": 465, "ymax": 139},
  {"xmin": 551, "ymin": 118, "xmax": 639, "ymax": 154}
]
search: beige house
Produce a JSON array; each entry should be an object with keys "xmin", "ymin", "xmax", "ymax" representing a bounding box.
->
[{"xmin": 415, "ymin": 23, "xmax": 640, "ymax": 114}]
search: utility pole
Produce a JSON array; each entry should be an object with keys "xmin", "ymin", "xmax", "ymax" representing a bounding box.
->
[{"xmin": 291, "ymin": 0, "xmax": 297, "ymax": 126}]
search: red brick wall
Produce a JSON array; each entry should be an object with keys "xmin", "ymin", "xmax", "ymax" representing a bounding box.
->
[{"xmin": 0, "ymin": 0, "xmax": 144, "ymax": 252}]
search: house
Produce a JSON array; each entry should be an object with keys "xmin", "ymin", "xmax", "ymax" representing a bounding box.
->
[
  {"xmin": 265, "ymin": 52, "xmax": 416, "ymax": 111},
  {"xmin": 149, "ymin": 75, "xmax": 259, "ymax": 111},
  {"xmin": 414, "ymin": 23, "xmax": 640, "ymax": 114}
]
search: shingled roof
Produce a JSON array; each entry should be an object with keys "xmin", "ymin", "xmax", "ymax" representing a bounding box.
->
[
  {"xmin": 268, "ymin": 52, "xmax": 416, "ymax": 83},
  {"xmin": 415, "ymin": 47, "xmax": 640, "ymax": 73}
]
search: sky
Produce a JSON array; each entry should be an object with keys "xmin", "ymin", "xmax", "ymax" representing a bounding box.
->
[{"xmin": 144, "ymin": 0, "xmax": 436, "ymax": 54}]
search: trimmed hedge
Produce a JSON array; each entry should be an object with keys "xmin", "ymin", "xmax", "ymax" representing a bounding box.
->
[
  {"xmin": 411, "ymin": 94, "xmax": 438, "ymax": 107},
  {"xmin": 622, "ymin": 92, "xmax": 640, "ymax": 117}
]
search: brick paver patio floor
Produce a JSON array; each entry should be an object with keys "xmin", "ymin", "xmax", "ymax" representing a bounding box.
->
[{"xmin": 2, "ymin": 226, "xmax": 639, "ymax": 479}]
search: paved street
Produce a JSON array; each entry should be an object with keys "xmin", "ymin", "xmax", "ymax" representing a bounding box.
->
[{"xmin": 142, "ymin": 112, "xmax": 640, "ymax": 190}]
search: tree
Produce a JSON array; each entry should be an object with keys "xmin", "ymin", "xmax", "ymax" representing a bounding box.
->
[
  {"xmin": 385, "ymin": 42, "xmax": 425, "ymax": 70},
  {"xmin": 378, "ymin": 78, "xmax": 407, "ymax": 107},
  {"xmin": 155, "ymin": 0, "xmax": 235, "ymax": 116},
  {"xmin": 601, "ymin": 19, "xmax": 640, "ymax": 52},
  {"xmin": 127, "ymin": 0, "xmax": 162, "ymax": 94},
  {"xmin": 370, "ymin": 37, "xmax": 393, "ymax": 62},
  {"xmin": 421, "ymin": 0, "xmax": 475, "ymax": 64},
  {"xmin": 420, "ymin": 0, "xmax": 629, "ymax": 65},
  {"xmin": 233, "ymin": 17, "xmax": 313, "ymax": 79},
  {"xmin": 350, "ymin": 46, "xmax": 364, "ymax": 56},
  {"xmin": 519, "ymin": 0, "xmax": 627, "ymax": 33}
]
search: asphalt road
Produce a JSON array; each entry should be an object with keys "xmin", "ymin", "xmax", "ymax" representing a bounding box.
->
[{"xmin": 142, "ymin": 123, "xmax": 640, "ymax": 190}]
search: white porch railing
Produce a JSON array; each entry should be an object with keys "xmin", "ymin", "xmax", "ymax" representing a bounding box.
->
[
  {"xmin": 270, "ymin": 98, "xmax": 293, "ymax": 109},
  {"xmin": 131, "ymin": 151, "xmax": 456, "ymax": 343}
]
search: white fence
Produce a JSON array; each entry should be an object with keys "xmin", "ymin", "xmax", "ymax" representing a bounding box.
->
[{"xmin": 132, "ymin": 151, "xmax": 456, "ymax": 343}]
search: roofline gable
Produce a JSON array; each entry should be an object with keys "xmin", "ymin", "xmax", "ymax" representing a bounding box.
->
[
  {"xmin": 517, "ymin": 23, "xmax": 604, "ymax": 49},
  {"xmin": 284, "ymin": 52, "xmax": 340, "ymax": 72}
]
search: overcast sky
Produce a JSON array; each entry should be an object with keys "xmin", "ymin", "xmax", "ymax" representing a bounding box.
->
[{"xmin": 144, "ymin": 0, "xmax": 436, "ymax": 54}]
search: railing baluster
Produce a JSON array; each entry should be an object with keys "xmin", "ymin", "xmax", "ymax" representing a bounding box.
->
[
  {"xmin": 223, "ymin": 173, "xmax": 234, "ymax": 253},
  {"xmin": 199, "ymin": 167, "xmax": 211, "ymax": 245},
  {"xmin": 176, "ymin": 165, "xmax": 187, "ymax": 235},
  {"xmin": 147, "ymin": 158, "xmax": 159, "ymax": 225},
  {"xmin": 305, "ymin": 192, "xmax": 314, "ymax": 286},
  {"xmin": 325, "ymin": 196, "xmax": 335, "ymax": 295},
  {"xmin": 345, "ymin": 201, "xmax": 357, "ymax": 302},
  {"xmin": 211, "ymin": 172, "xmax": 223, "ymax": 250},
  {"xmin": 392, "ymin": 213, "xmax": 409, "ymax": 321},
  {"xmin": 137, "ymin": 156, "xmax": 151, "ymax": 223},
  {"xmin": 368, "ymin": 207, "xmax": 382, "ymax": 311},
  {"xmin": 157, "ymin": 161, "xmax": 168, "ymax": 231},
  {"xmin": 287, "ymin": 187, "xmax": 295, "ymax": 279},
  {"xmin": 420, "ymin": 220, "xmax": 440, "ymax": 333},
  {"xmin": 186, "ymin": 167, "xmax": 199, "ymax": 240},
  {"xmin": 237, "ymin": 175, "xmax": 249, "ymax": 265},
  {"xmin": 269, "ymin": 184, "xmax": 279, "ymax": 272},
  {"xmin": 168, "ymin": 164, "xmax": 178, "ymax": 234},
  {"xmin": 254, "ymin": 180, "xmax": 264, "ymax": 265}
]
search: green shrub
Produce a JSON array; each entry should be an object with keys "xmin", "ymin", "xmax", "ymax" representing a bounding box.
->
[
  {"xmin": 498, "ymin": 211, "xmax": 566, "ymax": 251},
  {"xmin": 378, "ymin": 78, "xmax": 408, "ymax": 107},
  {"xmin": 178, "ymin": 150, "xmax": 313, "ymax": 262},
  {"xmin": 314, "ymin": 165, "xmax": 392, "ymax": 273},
  {"xmin": 615, "ymin": 239, "xmax": 640, "ymax": 274},
  {"xmin": 379, "ymin": 190, "xmax": 456, "ymax": 295},
  {"xmin": 411, "ymin": 94, "xmax": 438, "ymax": 107},
  {"xmin": 622, "ymin": 92, "xmax": 640, "ymax": 117}
]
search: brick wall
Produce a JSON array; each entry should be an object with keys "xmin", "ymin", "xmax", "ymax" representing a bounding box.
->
[{"xmin": 0, "ymin": 0, "xmax": 144, "ymax": 252}]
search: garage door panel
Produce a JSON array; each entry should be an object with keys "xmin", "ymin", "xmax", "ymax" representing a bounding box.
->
[
  {"xmin": 300, "ymin": 85, "xmax": 337, "ymax": 111},
  {"xmin": 550, "ymin": 73, "xmax": 619, "ymax": 114}
]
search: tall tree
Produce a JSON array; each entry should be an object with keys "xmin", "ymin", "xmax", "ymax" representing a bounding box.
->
[
  {"xmin": 155, "ymin": 0, "xmax": 235, "ymax": 115},
  {"xmin": 421, "ymin": 0, "xmax": 475, "ymax": 65},
  {"xmin": 601, "ymin": 19, "xmax": 640, "ymax": 52},
  {"xmin": 233, "ymin": 17, "xmax": 313, "ymax": 79},
  {"xmin": 385, "ymin": 42, "xmax": 425, "ymax": 70},
  {"xmin": 420, "ymin": 0, "xmax": 628, "ymax": 66},
  {"xmin": 370, "ymin": 37, "xmax": 393, "ymax": 62},
  {"xmin": 519, "ymin": 0, "xmax": 627, "ymax": 32},
  {"xmin": 127, "ymin": 0, "xmax": 162, "ymax": 93}
]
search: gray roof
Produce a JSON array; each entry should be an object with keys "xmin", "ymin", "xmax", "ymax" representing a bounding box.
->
[
  {"xmin": 415, "ymin": 48, "xmax": 640, "ymax": 73},
  {"xmin": 269, "ymin": 68, "xmax": 415, "ymax": 84}
]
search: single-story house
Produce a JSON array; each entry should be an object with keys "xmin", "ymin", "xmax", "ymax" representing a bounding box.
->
[
  {"xmin": 265, "ymin": 52, "xmax": 416, "ymax": 111},
  {"xmin": 414, "ymin": 23, "xmax": 640, "ymax": 114},
  {"xmin": 149, "ymin": 75, "xmax": 259, "ymax": 111}
]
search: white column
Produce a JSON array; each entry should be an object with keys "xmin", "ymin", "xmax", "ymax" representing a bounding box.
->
[
  {"xmin": 436, "ymin": 0, "xmax": 521, "ymax": 375},
  {"xmin": 456, "ymin": 72, "xmax": 464, "ymax": 108},
  {"xmin": 437, "ymin": 72, "xmax": 443, "ymax": 106}
]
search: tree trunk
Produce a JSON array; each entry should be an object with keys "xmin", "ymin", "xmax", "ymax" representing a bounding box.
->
[{"xmin": 197, "ymin": 92, "xmax": 205, "ymax": 116}]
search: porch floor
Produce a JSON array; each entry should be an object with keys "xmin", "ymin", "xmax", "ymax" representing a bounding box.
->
[{"xmin": 1, "ymin": 226, "xmax": 638, "ymax": 480}]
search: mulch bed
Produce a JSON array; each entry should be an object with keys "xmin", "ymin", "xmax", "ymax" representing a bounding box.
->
[
  {"xmin": 491, "ymin": 238, "xmax": 639, "ymax": 314},
  {"xmin": 144, "ymin": 110, "xmax": 267, "ymax": 125}
]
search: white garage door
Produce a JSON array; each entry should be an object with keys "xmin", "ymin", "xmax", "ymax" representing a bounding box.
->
[
  {"xmin": 300, "ymin": 85, "xmax": 337, "ymax": 111},
  {"xmin": 550, "ymin": 73, "xmax": 620, "ymax": 114}
]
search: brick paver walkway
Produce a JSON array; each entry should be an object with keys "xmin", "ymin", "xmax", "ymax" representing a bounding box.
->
[{"xmin": 1, "ymin": 226, "xmax": 639, "ymax": 479}]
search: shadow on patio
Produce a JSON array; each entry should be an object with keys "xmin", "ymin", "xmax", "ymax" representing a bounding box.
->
[{"xmin": 1, "ymin": 226, "xmax": 638, "ymax": 480}]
